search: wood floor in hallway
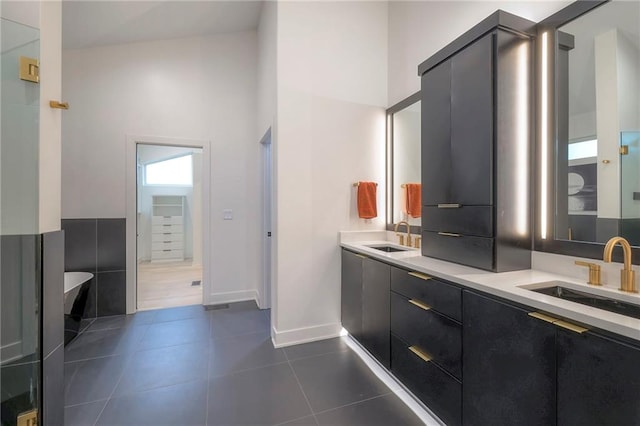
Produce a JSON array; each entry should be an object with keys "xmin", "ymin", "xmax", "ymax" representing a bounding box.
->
[{"xmin": 137, "ymin": 260, "xmax": 202, "ymax": 310}]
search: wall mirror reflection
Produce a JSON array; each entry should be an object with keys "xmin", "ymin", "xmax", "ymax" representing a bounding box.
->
[
  {"xmin": 387, "ymin": 93, "xmax": 421, "ymax": 234},
  {"xmin": 555, "ymin": 0, "xmax": 640, "ymax": 246}
]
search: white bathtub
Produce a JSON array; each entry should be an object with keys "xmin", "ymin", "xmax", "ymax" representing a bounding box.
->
[{"xmin": 64, "ymin": 271, "xmax": 94, "ymax": 345}]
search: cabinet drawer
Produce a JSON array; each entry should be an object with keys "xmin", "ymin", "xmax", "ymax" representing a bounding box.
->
[
  {"xmin": 152, "ymin": 249, "xmax": 184, "ymax": 260},
  {"xmin": 390, "ymin": 266, "xmax": 461, "ymax": 322},
  {"xmin": 152, "ymin": 215, "xmax": 184, "ymax": 225},
  {"xmin": 422, "ymin": 205, "xmax": 493, "ymax": 238},
  {"xmin": 422, "ymin": 230, "xmax": 494, "ymax": 271},
  {"xmin": 391, "ymin": 292, "xmax": 461, "ymax": 379},
  {"xmin": 391, "ymin": 334, "xmax": 461, "ymax": 426},
  {"xmin": 152, "ymin": 232, "xmax": 184, "ymax": 242},
  {"xmin": 152, "ymin": 224, "xmax": 183, "ymax": 233},
  {"xmin": 151, "ymin": 240, "xmax": 184, "ymax": 251}
]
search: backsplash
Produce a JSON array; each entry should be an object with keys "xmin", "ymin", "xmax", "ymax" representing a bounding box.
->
[{"xmin": 62, "ymin": 218, "xmax": 126, "ymax": 316}]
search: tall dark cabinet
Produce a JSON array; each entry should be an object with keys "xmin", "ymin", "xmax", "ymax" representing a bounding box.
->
[
  {"xmin": 340, "ymin": 250, "xmax": 391, "ymax": 369},
  {"xmin": 419, "ymin": 11, "xmax": 535, "ymax": 272}
]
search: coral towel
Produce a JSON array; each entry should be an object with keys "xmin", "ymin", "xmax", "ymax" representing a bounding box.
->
[
  {"xmin": 357, "ymin": 182, "xmax": 377, "ymax": 219},
  {"xmin": 405, "ymin": 183, "xmax": 422, "ymax": 218}
]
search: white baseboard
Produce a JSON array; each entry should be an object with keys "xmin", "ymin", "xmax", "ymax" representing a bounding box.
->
[
  {"xmin": 271, "ymin": 322, "xmax": 342, "ymax": 348},
  {"xmin": 1, "ymin": 341, "xmax": 22, "ymax": 364},
  {"xmin": 206, "ymin": 290, "xmax": 258, "ymax": 306}
]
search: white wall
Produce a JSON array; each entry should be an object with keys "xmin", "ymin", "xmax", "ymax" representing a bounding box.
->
[
  {"xmin": 388, "ymin": 0, "xmax": 572, "ymax": 105},
  {"xmin": 273, "ymin": 1, "xmax": 388, "ymax": 346},
  {"xmin": 62, "ymin": 31, "xmax": 261, "ymax": 305},
  {"xmin": 39, "ymin": 0, "xmax": 62, "ymax": 233}
]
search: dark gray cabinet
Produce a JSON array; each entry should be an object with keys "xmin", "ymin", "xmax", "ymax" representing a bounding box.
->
[
  {"xmin": 557, "ymin": 329, "xmax": 640, "ymax": 425},
  {"xmin": 419, "ymin": 11, "xmax": 534, "ymax": 272},
  {"xmin": 463, "ymin": 291, "xmax": 556, "ymax": 426},
  {"xmin": 422, "ymin": 59, "xmax": 451, "ymax": 206},
  {"xmin": 390, "ymin": 266, "xmax": 462, "ymax": 425},
  {"xmin": 340, "ymin": 250, "xmax": 390, "ymax": 368},
  {"xmin": 422, "ymin": 33, "xmax": 493, "ymax": 207},
  {"xmin": 341, "ymin": 250, "xmax": 363, "ymax": 340},
  {"xmin": 362, "ymin": 258, "xmax": 391, "ymax": 368}
]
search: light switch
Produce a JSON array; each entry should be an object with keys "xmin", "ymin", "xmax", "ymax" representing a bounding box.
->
[{"xmin": 223, "ymin": 209, "xmax": 233, "ymax": 220}]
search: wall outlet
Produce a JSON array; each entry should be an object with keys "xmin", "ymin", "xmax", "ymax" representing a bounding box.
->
[{"xmin": 223, "ymin": 209, "xmax": 233, "ymax": 220}]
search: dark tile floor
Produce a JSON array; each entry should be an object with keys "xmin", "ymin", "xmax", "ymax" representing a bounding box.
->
[{"xmin": 64, "ymin": 301, "xmax": 425, "ymax": 425}]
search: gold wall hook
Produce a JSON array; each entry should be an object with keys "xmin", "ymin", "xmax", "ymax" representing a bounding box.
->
[{"xmin": 49, "ymin": 101, "xmax": 69, "ymax": 110}]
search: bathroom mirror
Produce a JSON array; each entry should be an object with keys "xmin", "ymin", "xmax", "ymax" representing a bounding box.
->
[
  {"xmin": 537, "ymin": 0, "xmax": 640, "ymax": 263},
  {"xmin": 386, "ymin": 92, "xmax": 421, "ymax": 234}
]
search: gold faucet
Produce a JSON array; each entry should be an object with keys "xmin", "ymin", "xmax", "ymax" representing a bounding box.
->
[
  {"xmin": 394, "ymin": 221, "xmax": 412, "ymax": 247},
  {"xmin": 603, "ymin": 236, "xmax": 637, "ymax": 293}
]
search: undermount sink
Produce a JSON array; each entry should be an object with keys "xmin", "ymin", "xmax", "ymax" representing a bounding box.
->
[
  {"xmin": 365, "ymin": 244, "xmax": 413, "ymax": 253},
  {"xmin": 522, "ymin": 282, "xmax": 640, "ymax": 320}
]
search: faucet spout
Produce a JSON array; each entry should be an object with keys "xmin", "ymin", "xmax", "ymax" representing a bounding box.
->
[
  {"xmin": 603, "ymin": 236, "xmax": 637, "ymax": 293},
  {"xmin": 394, "ymin": 221, "xmax": 412, "ymax": 247}
]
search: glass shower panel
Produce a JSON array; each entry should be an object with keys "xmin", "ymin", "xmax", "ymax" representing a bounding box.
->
[
  {"xmin": 0, "ymin": 17, "xmax": 41, "ymax": 426},
  {"xmin": 620, "ymin": 131, "xmax": 640, "ymax": 245}
]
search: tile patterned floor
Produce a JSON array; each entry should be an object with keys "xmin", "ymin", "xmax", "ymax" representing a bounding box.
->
[{"xmin": 64, "ymin": 302, "xmax": 426, "ymax": 425}]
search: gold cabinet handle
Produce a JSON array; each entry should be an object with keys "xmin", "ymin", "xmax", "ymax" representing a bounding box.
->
[
  {"xmin": 408, "ymin": 346, "xmax": 432, "ymax": 363},
  {"xmin": 437, "ymin": 203, "xmax": 461, "ymax": 208},
  {"xmin": 408, "ymin": 271, "xmax": 431, "ymax": 281},
  {"xmin": 438, "ymin": 232, "xmax": 461, "ymax": 237},
  {"xmin": 354, "ymin": 254, "xmax": 367, "ymax": 259},
  {"xmin": 528, "ymin": 311, "xmax": 559, "ymax": 324},
  {"xmin": 554, "ymin": 320, "xmax": 589, "ymax": 334},
  {"xmin": 408, "ymin": 299, "xmax": 432, "ymax": 311},
  {"xmin": 528, "ymin": 312, "xmax": 589, "ymax": 334}
]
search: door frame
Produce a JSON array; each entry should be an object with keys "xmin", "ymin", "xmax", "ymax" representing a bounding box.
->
[
  {"xmin": 125, "ymin": 134, "xmax": 211, "ymax": 314},
  {"xmin": 259, "ymin": 128, "xmax": 272, "ymax": 309}
]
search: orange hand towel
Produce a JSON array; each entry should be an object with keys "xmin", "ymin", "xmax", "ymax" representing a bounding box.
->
[
  {"xmin": 357, "ymin": 182, "xmax": 377, "ymax": 219},
  {"xmin": 405, "ymin": 183, "xmax": 422, "ymax": 218}
]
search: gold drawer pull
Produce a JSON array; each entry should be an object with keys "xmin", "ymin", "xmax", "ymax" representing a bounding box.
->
[
  {"xmin": 528, "ymin": 312, "xmax": 559, "ymax": 324},
  {"xmin": 408, "ymin": 346, "xmax": 432, "ymax": 363},
  {"xmin": 408, "ymin": 271, "xmax": 431, "ymax": 281},
  {"xmin": 554, "ymin": 320, "xmax": 589, "ymax": 334},
  {"xmin": 409, "ymin": 299, "xmax": 432, "ymax": 311},
  {"xmin": 437, "ymin": 203, "xmax": 461, "ymax": 209},
  {"xmin": 438, "ymin": 232, "xmax": 461, "ymax": 237},
  {"xmin": 354, "ymin": 254, "xmax": 367, "ymax": 259},
  {"xmin": 528, "ymin": 312, "xmax": 589, "ymax": 334}
]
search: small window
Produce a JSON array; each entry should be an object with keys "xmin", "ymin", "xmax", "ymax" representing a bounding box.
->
[
  {"xmin": 144, "ymin": 154, "xmax": 193, "ymax": 186},
  {"xmin": 568, "ymin": 139, "xmax": 598, "ymax": 160}
]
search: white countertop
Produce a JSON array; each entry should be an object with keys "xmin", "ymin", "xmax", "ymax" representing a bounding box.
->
[{"xmin": 340, "ymin": 239, "xmax": 640, "ymax": 342}]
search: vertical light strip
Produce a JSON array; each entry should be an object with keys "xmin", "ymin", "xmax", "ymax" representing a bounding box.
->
[
  {"xmin": 386, "ymin": 113, "xmax": 393, "ymax": 223},
  {"xmin": 515, "ymin": 42, "xmax": 530, "ymax": 236},
  {"xmin": 540, "ymin": 32, "xmax": 549, "ymax": 239}
]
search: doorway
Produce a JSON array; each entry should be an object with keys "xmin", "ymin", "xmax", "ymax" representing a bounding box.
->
[
  {"xmin": 126, "ymin": 135, "xmax": 211, "ymax": 314},
  {"xmin": 260, "ymin": 128, "xmax": 273, "ymax": 309},
  {"xmin": 136, "ymin": 144, "xmax": 204, "ymax": 310}
]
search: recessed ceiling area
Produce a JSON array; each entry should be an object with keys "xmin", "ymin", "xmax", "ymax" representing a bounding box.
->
[{"xmin": 62, "ymin": 0, "xmax": 264, "ymax": 49}]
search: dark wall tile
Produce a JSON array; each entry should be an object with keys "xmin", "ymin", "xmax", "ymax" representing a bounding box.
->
[
  {"xmin": 97, "ymin": 219, "xmax": 126, "ymax": 272},
  {"xmin": 97, "ymin": 271, "xmax": 126, "ymax": 316},
  {"xmin": 43, "ymin": 345, "xmax": 64, "ymax": 426},
  {"xmin": 43, "ymin": 231, "xmax": 65, "ymax": 356},
  {"xmin": 596, "ymin": 218, "xmax": 620, "ymax": 244},
  {"xmin": 62, "ymin": 219, "xmax": 97, "ymax": 272}
]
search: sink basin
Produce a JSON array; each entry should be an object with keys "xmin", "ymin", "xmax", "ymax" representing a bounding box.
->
[
  {"xmin": 366, "ymin": 244, "xmax": 412, "ymax": 253},
  {"xmin": 524, "ymin": 283, "xmax": 640, "ymax": 320}
]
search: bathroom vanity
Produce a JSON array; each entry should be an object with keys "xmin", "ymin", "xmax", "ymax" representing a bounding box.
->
[{"xmin": 340, "ymin": 240, "xmax": 640, "ymax": 426}]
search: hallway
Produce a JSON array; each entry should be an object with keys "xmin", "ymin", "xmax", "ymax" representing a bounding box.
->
[{"xmin": 64, "ymin": 302, "xmax": 425, "ymax": 425}]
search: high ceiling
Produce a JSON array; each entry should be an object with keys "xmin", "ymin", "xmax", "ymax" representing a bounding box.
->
[{"xmin": 62, "ymin": 1, "xmax": 264, "ymax": 49}]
